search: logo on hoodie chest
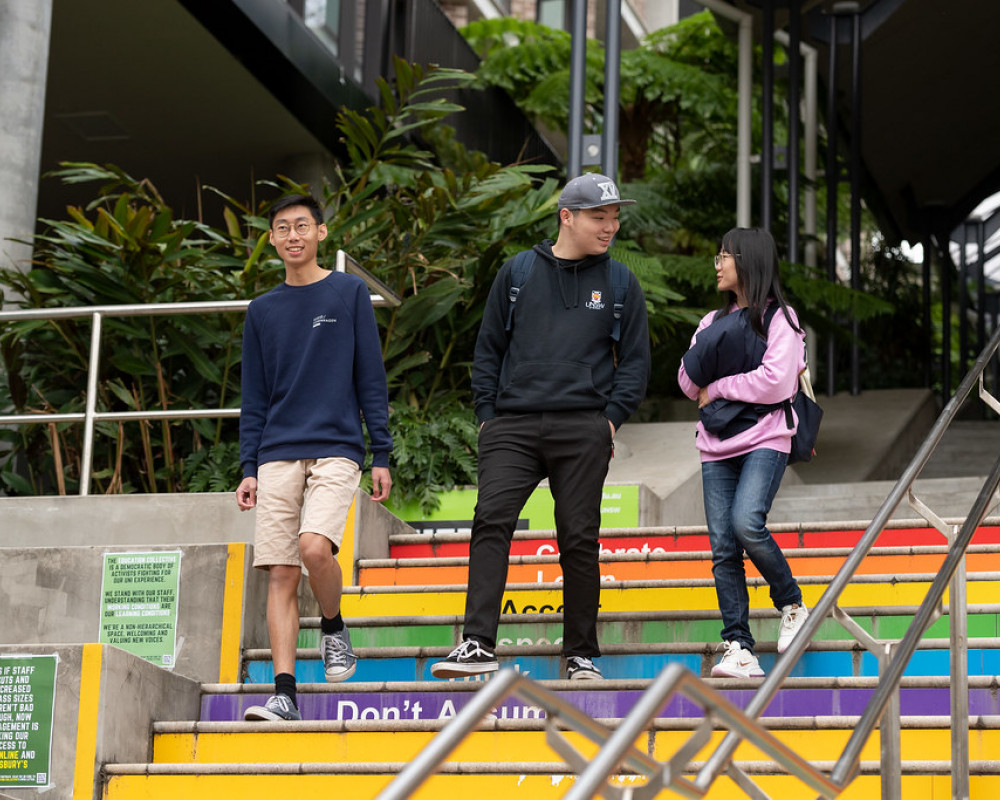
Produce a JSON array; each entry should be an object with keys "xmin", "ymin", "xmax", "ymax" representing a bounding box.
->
[{"xmin": 585, "ymin": 290, "xmax": 605, "ymax": 311}]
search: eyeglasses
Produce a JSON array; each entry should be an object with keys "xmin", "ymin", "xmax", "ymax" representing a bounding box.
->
[
  {"xmin": 714, "ymin": 252, "xmax": 739, "ymax": 266},
  {"xmin": 272, "ymin": 221, "xmax": 315, "ymax": 238}
]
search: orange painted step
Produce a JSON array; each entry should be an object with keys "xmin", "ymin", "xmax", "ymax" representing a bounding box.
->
[{"xmin": 360, "ymin": 550, "xmax": 1000, "ymax": 587}]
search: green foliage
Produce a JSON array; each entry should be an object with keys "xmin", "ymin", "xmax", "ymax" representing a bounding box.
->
[
  {"xmin": 0, "ymin": 57, "xmax": 560, "ymax": 512},
  {"xmin": 376, "ymin": 401, "xmax": 479, "ymax": 513},
  {"xmin": 0, "ymin": 163, "xmax": 255, "ymax": 495}
]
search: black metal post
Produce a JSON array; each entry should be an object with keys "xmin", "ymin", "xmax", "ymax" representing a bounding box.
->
[
  {"xmin": 760, "ymin": 0, "xmax": 775, "ymax": 230},
  {"xmin": 978, "ymin": 220, "xmax": 987, "ymax": 373},
  {"xmin": 922, "ymin": 237, "xmax": 932, "ymax": 389},
  {"xmin": 602, "ymin": 0, "xmax": 621, "ymax": 183},
  {"xmin": 942, "ymin": 239, "xmax": 953, "ymax": 405},
  {"xmin": 567, "ymin": 0, "xmax": 588, "ymax": 179},
  {"xmin": 787, "ymin": 1, "xmax": 802, "ymax": 262},
  {"xmin": 824, "ymin": 11, "xmax": 839, "ymax": 397},
  {"xmin": 959, "ymin": 223, "xmax": 969, "ymax": 380},
  {"xmin": 849, "ymin": 7, "xmax": 862, "ymax": 396}
]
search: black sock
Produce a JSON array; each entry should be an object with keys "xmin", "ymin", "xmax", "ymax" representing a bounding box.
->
[
  {"xmin": 321, "ymin": 613, "xmax": 344, "ymax": 634},
  {"xmin": 274, "ymin": 672, "xmax": 297, "ymax": 707}
]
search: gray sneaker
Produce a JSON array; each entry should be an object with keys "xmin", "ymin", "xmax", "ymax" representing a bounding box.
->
[
  {"xmin": 321, "ymin": 627, "xmax": 357, "ymax": 682},
  {"xmin": 243, "ymin": 693, "xmax": 301, "ymax": 721}
]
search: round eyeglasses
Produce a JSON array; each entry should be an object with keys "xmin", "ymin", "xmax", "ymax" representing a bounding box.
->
[
  {"xmin": 714, "ymin": 252, "xmax": 739, "ymax": 266},
  {"xmin": 272, "ymin": 221, "xmax": 314, "ymax": 238}
]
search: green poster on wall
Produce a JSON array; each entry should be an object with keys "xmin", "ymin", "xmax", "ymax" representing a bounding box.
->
[
  {"xmin": 99, "ymin": 551, "xmax": 181, "ymax": 668},
  {"xmin": 0, "ymin": 654, "xmax": 57, "ymax": 789}
]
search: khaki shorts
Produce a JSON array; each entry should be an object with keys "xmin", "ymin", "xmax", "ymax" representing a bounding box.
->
[{"xmin": 253, "ymin": 457, "xmax": 361, "ymax": 569}]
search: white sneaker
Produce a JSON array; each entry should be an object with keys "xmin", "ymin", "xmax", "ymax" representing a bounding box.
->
[
  {"xmin": 777, "ymin": 603, "xmax": 809, "ymax": 653},
  {"xmin": 711, "ymin": 641, "xmax": 764, "ymax": 678}
]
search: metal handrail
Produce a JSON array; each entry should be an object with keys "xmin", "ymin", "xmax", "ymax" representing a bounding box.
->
[
  {"xmin": 377, "ymin": 323, "xmax": 1000, "ymax": 799},
  {"xmin": 376, "ymin": 665, "xmax": 839, "ymax": 800},
  {"xmin": 697, "ymin": 321, "xmax": 1000, "ymax": 798},
  {"xmin": 0, "ymin": 250, "xmax": 400, "ymax": 496}
]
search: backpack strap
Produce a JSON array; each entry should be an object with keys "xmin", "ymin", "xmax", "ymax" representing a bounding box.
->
[
  {"xmin": 505, "ymin": 251, "xmax": 630, "ymax": 342},
  {"xmin": 609, "ymin": 259, "xmax": 629, "ymax": 343},
  {"xmin": 763, "ymin": 302, "xmax": 794, "ymax": 430},
  {"xmin": 505, "ymin": 250, "xmax": 536, "ymax": 333},
  {"xmin": 763, "ymin": 302, "xmax": 781, "ymax": 331}
]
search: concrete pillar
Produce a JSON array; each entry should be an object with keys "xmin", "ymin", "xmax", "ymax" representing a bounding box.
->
[
  {"xmin": 643, "ymin": 0, "xmax": 678, "ymax": 31},
  {"xmin": 0, "ymin": 0, "xmax": 53, "ymax": 285}
]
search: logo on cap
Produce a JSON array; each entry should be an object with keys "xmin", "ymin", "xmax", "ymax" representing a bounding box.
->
[{"xmin": 598, "ymin": 181, "xmax": 620, "ymax": 202}]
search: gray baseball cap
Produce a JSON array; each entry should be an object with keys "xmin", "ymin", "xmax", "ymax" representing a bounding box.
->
[{"xmin": 557, "ymin": 173, "xmax": 636, "ymax": 210}]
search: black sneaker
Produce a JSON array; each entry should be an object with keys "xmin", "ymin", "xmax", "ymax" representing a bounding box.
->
[
  {"xmin": 430, "ymin": 639, "xmax": 498, "ymax": 679},
  {"xmin": 243, "ymin": 693, "xmax": 302, "ymax": 721},
  {"xmin": 567, "ymin": 656, "xmax": 602, "ymax": 681}
]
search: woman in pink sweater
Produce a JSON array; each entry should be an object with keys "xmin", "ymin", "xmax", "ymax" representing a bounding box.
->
[{"xmin": 677, "ymin": 227, "xmax": 810, "ymax": 679}]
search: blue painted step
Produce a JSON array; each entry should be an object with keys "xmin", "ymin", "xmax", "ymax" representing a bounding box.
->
[{"xmin": 244, "ymin": 647, "xmax": 1000, "ymax": 684}]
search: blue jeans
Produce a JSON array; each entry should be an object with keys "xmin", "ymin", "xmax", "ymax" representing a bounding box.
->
[{"xmin": 702, "ymin": 448, "xmax": 802, "ymax": 653}]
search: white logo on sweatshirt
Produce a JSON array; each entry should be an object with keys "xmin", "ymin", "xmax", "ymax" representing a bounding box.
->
[
  {"xmin": 586, "ymin": 290, "xmax": 605, "ymax": 311},
  {"xmin": 313, "ymin": 315, "xmax": 337, "ymax": 327}
]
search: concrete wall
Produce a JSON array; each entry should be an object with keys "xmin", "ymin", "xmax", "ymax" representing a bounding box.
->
[
  {"xmin": 0, "ymin": 543, "xmax": 267, "ymax": 685},
  {"xmin": 0, "ymin": 643, "xmax": 201, "ymax": 800},
  {"xmin": 0, "ymin": 491, "xmax": 414, "ymax": 681},
  {"xmin": 1, "ymin": 492, "xmax": 256, "ymax": 548}
]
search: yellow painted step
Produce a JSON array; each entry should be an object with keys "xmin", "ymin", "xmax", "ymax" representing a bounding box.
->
[
  {"xmin": 102, "ymin": 771, "xmax": 1000, "ymax": 800},
  {"xmin": 340, "ymin": 579, "xmax": 1000, "ymax": 617},
  {"xmin": 151, "ymin": 726, "xmax": 999, "ymax": 766}
]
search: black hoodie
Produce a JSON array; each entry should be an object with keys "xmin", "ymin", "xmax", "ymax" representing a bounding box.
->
[{"xmin": 472, "ymin": 241, "xmax": 650, "ymax": 429}]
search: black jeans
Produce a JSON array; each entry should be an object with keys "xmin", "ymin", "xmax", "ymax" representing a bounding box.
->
[{"xmin": 462, "ymin": 410, "xmax": 613, "ymax": 658}]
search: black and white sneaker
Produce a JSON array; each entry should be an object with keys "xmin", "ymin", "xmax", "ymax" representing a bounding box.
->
[
  {"xmin": 243, "ymin": 693, "xmax": 302, "ymax": 721},
  {"xmin": 430, "ymin": 639, "xmax": 498, "ymax": 679},
  {"xmin": 567, "ymin": 656, "xmax": 602, "ymax": 681}
]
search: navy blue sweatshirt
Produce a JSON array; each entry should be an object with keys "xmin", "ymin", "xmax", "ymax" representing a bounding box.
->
[
  {"xmin": 472, "ymin": 241, "xmax": 650, "ymax": 429},
  {"xmin": 239, "ymin": 271, "xmax": 392, "ymax": 478}
]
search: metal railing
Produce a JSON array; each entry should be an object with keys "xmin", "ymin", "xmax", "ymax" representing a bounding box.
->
[
  {"xmin": 0, "ymin": 250, "xmax": 400, "ymax": 496},
  {"xmin": 377, "ymin": 323, "xmax": 1000, "ymax": 799}
]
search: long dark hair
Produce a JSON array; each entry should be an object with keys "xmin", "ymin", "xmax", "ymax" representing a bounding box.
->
[{"xmin": 717, "ymin": 227, "xmax": 802, "ymax": 337}]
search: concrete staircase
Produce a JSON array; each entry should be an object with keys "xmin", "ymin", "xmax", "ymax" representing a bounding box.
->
[{"xmin": 100, "ymin": 521, "xmax": 1000, "ymax": 799}]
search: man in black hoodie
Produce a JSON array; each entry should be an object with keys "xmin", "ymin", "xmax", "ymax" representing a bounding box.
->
[{"xmin": 431, "ymin": 173, "xmax": 651, "ymax": 681}]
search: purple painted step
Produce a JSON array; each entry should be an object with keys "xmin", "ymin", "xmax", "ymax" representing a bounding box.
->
[{"xmin": 202, "ymin": 686, "xmax": 1000, "ymax": 723}]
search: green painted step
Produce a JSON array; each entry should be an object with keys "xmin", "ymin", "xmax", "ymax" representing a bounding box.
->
[{"xmin": 290, "ymin": 607, "xmax": 1000, "ymax": 651}]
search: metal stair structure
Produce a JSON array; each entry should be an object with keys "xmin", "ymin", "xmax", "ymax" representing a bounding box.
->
[{"xmin": 95, "ymin": 508, "xmax": 1000, "ymax": 799}]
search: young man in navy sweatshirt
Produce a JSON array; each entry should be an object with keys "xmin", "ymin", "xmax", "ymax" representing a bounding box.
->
[
  {"xmin": 236, "ymin": 194, "xmax": 392, "ymax": 721},
  {"xmin": 431, "ymin": 173, "xmax": 650, "ymax": 681}
]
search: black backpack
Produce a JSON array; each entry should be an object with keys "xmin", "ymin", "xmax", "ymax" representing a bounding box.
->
[{"xmin": 764, "ymin": 304, "xmax": 823, "ymax": 464}]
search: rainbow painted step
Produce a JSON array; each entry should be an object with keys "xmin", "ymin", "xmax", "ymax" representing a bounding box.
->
[
  {"xmin": 242, "ymin": 641, "xmax": 1000, "ymax": 683},
  {"xmin": 105, "ymin": 723, "xmax": 1000, "ymax": 799},
  {"xmin": 359, "ymin": 546, "xmax": 1000, "ymax": 586},
  {"xmin": 386, "ymin": 524, "xmax": 1000, "ymax": 559},
  {"xmin": 204, "ymin": 679, "xmax": 1000, "ymax": 723},
  {"xmin": 335, "ymin": 577, "xmax": 1000, "ymax": 618},
  {"xmin": 291, "ymin": 606, "xmax": 1000, "ymax": 651}
]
